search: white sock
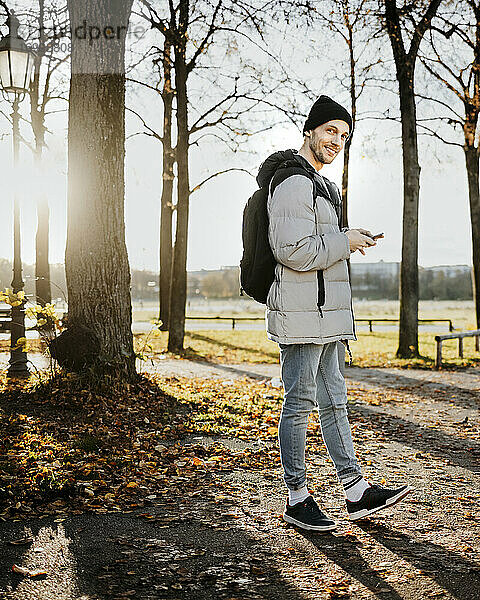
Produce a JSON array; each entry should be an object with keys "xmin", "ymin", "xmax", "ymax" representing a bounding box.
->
[
  {"xmin": 288, "ymin": 486, "xmax": 310, "ymax": 506},
  {"xmin": 342, "ymin": 475, "xmax": 371, "ymax": 502}
]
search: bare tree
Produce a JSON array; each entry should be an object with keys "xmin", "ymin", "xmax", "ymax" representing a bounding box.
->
[
  {"xmin": 157, "ymin": 39, "xmax": 174, "ymax": 332},
  {"xmin": 125, "ymin": 34, "xmax": 176, "ymax": 333},
  {"xmin": 27, "ymin": 0, "xmax": 69, "ymax": 307},
  {"xmin": 417, "ymin": 0, "xmax": 480, "ymax": 328},
  {"xmin": 315, "ymin": 0, "xmax": 380, "ymax": 228},
  {"xmin": 168, "ymin": 0, "xmax": 189, "ymax": 353},
  {"xmin": 0, "ymin": 2, "xmax": 68, "ymax": 308},
  {"xmin": 383, "ymin": 0, "xmax": 442, "ymax": 358},
  {"xmin": 136, "ymin": 0, "xmax": 290, "ymax": 352}
]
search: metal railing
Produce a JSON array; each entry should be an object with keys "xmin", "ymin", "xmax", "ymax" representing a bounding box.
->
[
  {"xmin": 185, "ymin": 315, "xmax": 455, "ymax": 332},
  {"xmin": 185, "ymin": 315, "xmax": 264, "ymax": 330},
  {"xmin": 356, "ymin": 318, "xmax": 454, "ymax": 332}
]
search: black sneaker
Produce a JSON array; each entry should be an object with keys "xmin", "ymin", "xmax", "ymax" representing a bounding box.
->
[
  {"xmin": 283, "ymin": 495, "xmax": 337, "ymax": 532},
  {"xmin": 346, "ymin": 484, "xmax": 412, "ymax": 521}
]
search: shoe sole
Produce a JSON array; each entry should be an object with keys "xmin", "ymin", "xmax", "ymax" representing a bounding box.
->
[
  {"xmin": 348, "ymin": 486, "xmax": 413, "ymax": 521},
  {"xmin": 283, "ymin": 513, "xmax": 337, "ymax": 532}
]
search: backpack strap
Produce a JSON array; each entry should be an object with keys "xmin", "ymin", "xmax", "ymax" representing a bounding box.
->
[
  {"xmin": 269, "ymin": 157, "xmax": 342, "ymax": 227},
  {"xmin": 270, "ymin": 160, "xmax": 319, "ymax": 207},
  {"xmin": 321, "ymin": 177, "xmax": 342, "ymax": 227}
]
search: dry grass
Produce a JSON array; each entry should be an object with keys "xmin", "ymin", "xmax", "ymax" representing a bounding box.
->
[{"xmin": 134, "ymin": 327, "xmax": 480, "ymax": 370}]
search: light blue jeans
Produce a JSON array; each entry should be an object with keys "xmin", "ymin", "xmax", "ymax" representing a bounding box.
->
[{"xmin": 278, "ymin": 341, "xmax": 362, "ymax": 490}]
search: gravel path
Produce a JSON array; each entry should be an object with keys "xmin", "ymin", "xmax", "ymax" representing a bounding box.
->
[
  {"xmin": 2, "ymin": 351, "xmax": 479, "ymax": 393},
  {"xmin": 1, "ymin": 356, "xmax": 480, "ymax": 600}
]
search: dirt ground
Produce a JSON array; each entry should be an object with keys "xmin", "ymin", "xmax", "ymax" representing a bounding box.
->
[{"xmin": 0, "ymin": 359, "xmax": 479, "ymax": 600}]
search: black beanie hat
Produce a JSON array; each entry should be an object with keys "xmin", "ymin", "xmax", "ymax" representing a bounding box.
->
[{"xmin": 303, "ymin": 95, "xmax": 352, "ymax": 135}]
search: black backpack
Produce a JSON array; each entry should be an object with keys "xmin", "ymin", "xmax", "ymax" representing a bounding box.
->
[
  {"xmin": 240, "ymin": 160, "xmax": 321, "ymax": 303},
  {"xmin": 239, "ymin": 185, "xmax": 275, "ymax": 303},
  {"xmin": 239, "ymin": 156, "xmax": 343, "ymax": 304}
]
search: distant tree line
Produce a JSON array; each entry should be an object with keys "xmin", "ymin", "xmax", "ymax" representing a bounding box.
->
[
  {"xmin": 351, "ymin": 268, "xmax": 473, "ymax": 301},
  {"xmin": 0, "ymin": 260, "xmax": 472, "ymax": 303},
  {"xmin": 417, "ymin": 270, "xmax": 473, "ymax": 302},
  {"xmin": 189, "ymin": 265, "xmax": 474, "ymax": 302},
  {"xmin": 0, "ymin": 260, "xmax": 157, "ymax": 303},
  {"xmin": 0, "ymin": 259, "xmax": 66, "ymax": 304}
]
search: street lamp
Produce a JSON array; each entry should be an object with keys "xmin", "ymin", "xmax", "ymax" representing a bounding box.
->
[
  {"xmin": 0, "ymin": 11, "xmax": 34, "ymax": 376},
  {"xmin": 0, "ymin": 12, "xmax": 34, "ymax": 94}
]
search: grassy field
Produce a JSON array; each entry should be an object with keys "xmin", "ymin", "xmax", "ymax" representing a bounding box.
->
[
  {"xmin": 0, "ymin": 301, "xmax": 477, "ymax": 370},
  {"xmin": 134, "ymin": 328, "xmax": 480, "ymax": 370},
  {"xmin": 352, "ymin": 299, "xmax": 476, "ymax": 331},
  {"xmin": 130, "ymin": 299, "xmax": 479, "ymax": 369},
  {"xmin": 0, "ymin": 328, "xmax": 477, "ymax": 369},
  {"xmin": 133, "ymin": 299, "xmax": 477, "ymax": 330}
]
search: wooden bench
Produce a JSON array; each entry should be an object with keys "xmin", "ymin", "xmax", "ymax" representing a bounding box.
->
[
  {"xmin": 435, "ymin": 330, "xmax": 480, "ymax": 368},
  {"xmin": 0, "ymin": 307, "xmax": 11, "ymax": 332}
]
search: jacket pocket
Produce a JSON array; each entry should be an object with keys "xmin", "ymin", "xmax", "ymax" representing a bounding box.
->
[
  {"xmin": 316, "ymin": 270, "xmax": 325, "ymax": 316},
  {"xmin": 267, "ymin": 264, "xmax": 283, "ymax": 310}
]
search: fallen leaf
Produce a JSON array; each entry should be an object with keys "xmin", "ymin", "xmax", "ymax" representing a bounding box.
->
[
  {"xmin": 8, "ymin": 538, "xmax": 33, "ymax": 546},
  {"xmin": 12, "ymin": 564, "xmax": 47, "ymax": 577}
]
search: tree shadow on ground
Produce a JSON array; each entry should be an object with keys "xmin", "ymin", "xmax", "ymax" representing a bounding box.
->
[
  {"xmin": 346, "ymin": 367, "xmax": 479, "ymax": 410},
  {"xmin": 186, "ymin": 332, "xmax": 279, "ymax": 362},
  {"xmin": 300, "ymin": 529, "xmax": 404, "ymax": 599},
  {"xmin": 349, "ymin": 403, "xmax": 480, "ymax": 473},
  {"xmin": 302, "ymin": 520, "xmax": 480, "ymax": 600},
  {"xmin": 182, "ymin": 360, "xmax": 276, "ymax": 381},
  {"xmin": 356, "ymin": 521, "xmax": 480, "ymax": 600},
  {"xmin": 0, "ymin": 511, "xmax": 308, "ymax": 600}
]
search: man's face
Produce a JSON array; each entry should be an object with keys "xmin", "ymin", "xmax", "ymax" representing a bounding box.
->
[{"xmin": 307, "ymin": 120, "xmax": 350, "ymax": 164}]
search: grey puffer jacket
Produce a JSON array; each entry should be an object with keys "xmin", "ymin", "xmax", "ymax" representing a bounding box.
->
[{"xmin": 258, "ymin": 149, "xmax": 357, "ymax": 345}]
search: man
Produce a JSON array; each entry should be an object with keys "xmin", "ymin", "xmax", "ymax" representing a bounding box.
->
[{"xmin": 256, "ymin": 95, "xmax": 411, "ymax": 531}]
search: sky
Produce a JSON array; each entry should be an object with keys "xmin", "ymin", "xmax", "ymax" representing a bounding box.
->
[{"xmin": 0, "ymin": 1, "xmax": 474, "ymax": 274}]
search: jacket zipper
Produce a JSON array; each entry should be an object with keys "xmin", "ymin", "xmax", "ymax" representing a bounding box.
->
[
  {"xmin": 312, "ymin": 182, "xmax": 326, "ymax": 318},
  {"xmin": 316, "ymin": 270, "xmax": 325, "ymax": 317}
]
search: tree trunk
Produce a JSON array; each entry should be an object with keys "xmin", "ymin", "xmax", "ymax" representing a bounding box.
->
[
  {"xmin": 168, "ymin": 1, "xmax": 190, "ymax": 353},
  {"xmin": 396, "ymin": 70, "xmax": 420, "ymax": 358},
  {"xmin": 342, "ymin": 140, "xmax": 351, "ymax": 230},
  {"xmin": 64, "ymin": 0, "xmax": 136, "ymax": 381},
  {"xmin": 465, "ymin": 143, "xmax": 480, "ymax": 329},
  {"xmin": 159, "ymin": 39, "xmax": 174, "ymax": 331},
  {"xmin": 31, "ymin": 0, "xmax": 51, "ymax": 306},
  {"xmin": 342, "ymin": 12, "xmax": 355, "ymax": 231},
  {"xmin": 384, "ymin": 0, "xmax": 441, "ymax": 357},
  {"xmin": 35, "ymin": 195, "xmax": 51, "ymax": 305}
]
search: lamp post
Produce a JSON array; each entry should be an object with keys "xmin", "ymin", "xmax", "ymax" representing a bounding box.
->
[{"xmin": 0, "ymin": 11, "xmax": 34, "ymax": 376}]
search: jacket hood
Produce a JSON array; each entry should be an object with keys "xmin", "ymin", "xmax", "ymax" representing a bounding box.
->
[{"xmin": 256, "ymin": 148, "xmax": 297, "ymax": 188}]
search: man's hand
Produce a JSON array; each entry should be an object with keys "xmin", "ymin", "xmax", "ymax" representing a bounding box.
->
[
  {"xmin": 345, "ymin": 229, "xmax": 377, "ymax": 255},
  {"xmin": 352, "ymin": 228, "xmax": 373, "ymax": 238}
]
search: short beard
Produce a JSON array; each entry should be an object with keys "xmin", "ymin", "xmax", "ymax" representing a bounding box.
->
[{"xmin": 309, "ymin": 136, "xmax": 328, "ymax": 164}]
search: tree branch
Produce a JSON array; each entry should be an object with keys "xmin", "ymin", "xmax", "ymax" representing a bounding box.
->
[
  {"xmin": 384, "ymin": 0, "xmax": 407, "ymax": 62},
  {"xmin": 126, "ymin": 76, "xmax": 163, "ymax": 95},
  {"xmin": 415, "ymin": 92, "xmax": 464, "ymax": 121},
  {"xmin": 136, "ymin": 0, "xmax": 170, "ymax": 38},
  {"xmin": 0, "ymin": 1, "xmax": 10, "ymax": 18},
  {"xmin": 190, "ymin": 167, "xmax": 253, "ymax": 194},
  {"xmin": 187, "ymin": 0, "xmax": 223, "ymax": 74},
  {"xmin": 408, "ymin": 0, "xmax": 443, "ymax": 60},
  {"xmin": 416, "ymin": 122, "xmax": 463, "ymax": 147},
  {"xmin": 126, "ymin": 107, "xmax": 163, "ymax": 143}
]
